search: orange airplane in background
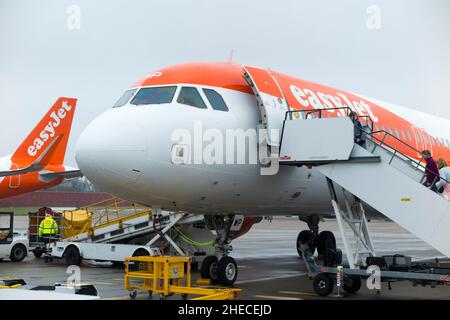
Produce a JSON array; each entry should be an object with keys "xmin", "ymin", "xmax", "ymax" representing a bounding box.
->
[{"xmin": 0, "ymin": 97, "xmax": 81, "ymax": 199}]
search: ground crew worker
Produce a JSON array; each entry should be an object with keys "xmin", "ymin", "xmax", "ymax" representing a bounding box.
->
[{"xmin": 38, "ymin": 209, "xmax": 59, "ymax": 243}]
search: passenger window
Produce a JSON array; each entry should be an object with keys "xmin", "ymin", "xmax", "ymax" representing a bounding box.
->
[
  {"xmin": 113, "ymin": 89, "xmax": 137, "ymax": 108},
  {"xmin": 177, "ymin": 87, "xmax": 207, "ymax": 109},
  {"xmin": 202, "ymin": 89, "xmax": 229, "ymax": 112},
  {"xmin": 395, "ymin": 129, "xmax": 400, "ymax": 139},
  {"xmin": 130, "ymin": 86, "xmax": 177, "ymax": 105},
  {"xmin": 401, "ymin": 130, "xmax": 406, "ymax": 141},
  {"xmin": 416, "ymin": 133, "xmax": 422, "ymax": 143},
  {"xmin": 407, "ymin": 131, "xmax": 412, "ymax": 142}
]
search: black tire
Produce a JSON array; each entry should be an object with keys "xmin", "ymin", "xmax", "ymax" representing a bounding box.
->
[
  {"xmin": 33, "ymin": 248, "xmax": 43, "ymax": 258},
  {"xmin": 343, "ymin": 276, "xmax": 362, "ymax": 294},
  {"xmin": 132, "ymin": 248, "xmax": 150, "ymax": 257},
  {"xmin": 316, "ymin": 231, "xmax": 336, "ymax": 256},
  {"xmin": 200, "ymin": 256, "xmax": 219, "ymax": 281},
  {"xmin": 313, "ymin": 273, "xmax": 334, "ymax": 297},
  {"xmin": 10, "ymin": 244, "xmax": 27, "ymax": 262},
  {"xmin": 129, "ymin": 248, "xmax": 150, "ymax": 272},
  {"xmin": 296, "ymin": 230, "xmax": 315, "ymax": 257},
  {"xmin": 65, "ymin": 246, "xmax": 82, "ymax": 266},
  {"xmin": 129, "ymin": 290, "xmax": 137, "ymax": 299},
  {"xmin": 217, "ymin": 256, "xmax": 238, "ymax": 286}
]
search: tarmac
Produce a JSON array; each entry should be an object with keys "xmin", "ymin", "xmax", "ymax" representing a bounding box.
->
[{"xmin": 1, "ymin": 217, "xmax": 450, "ymax": 300}]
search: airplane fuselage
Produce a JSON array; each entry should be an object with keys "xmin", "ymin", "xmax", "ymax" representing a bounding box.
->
[{"xmin": 75, "ymin": 63, "xmax": 450, "ymax": 216}]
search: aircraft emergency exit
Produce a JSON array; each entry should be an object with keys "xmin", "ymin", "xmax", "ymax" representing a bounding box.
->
[
  {"xmin": 76, "ymin": 62, "xmax": 450, "ymax": 286},
  {"xmin": 0, "ymin": 97, "xmax": 81, "ymax": 199}
]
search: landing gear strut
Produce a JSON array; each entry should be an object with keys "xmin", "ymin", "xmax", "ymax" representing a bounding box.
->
[{"xmin": 201, "ymin": 215, "xmax": 238, "ymax": 286}]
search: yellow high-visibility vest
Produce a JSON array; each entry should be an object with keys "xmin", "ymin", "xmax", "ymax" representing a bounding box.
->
[{"xmin": 38, "ymin": 217, "xmax": 58, "ymax": 237}]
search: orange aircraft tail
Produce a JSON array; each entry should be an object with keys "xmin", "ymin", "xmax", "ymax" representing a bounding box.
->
[{"xmin": 11, "ymin": 97, "xmax": 77, "ymax": 168}]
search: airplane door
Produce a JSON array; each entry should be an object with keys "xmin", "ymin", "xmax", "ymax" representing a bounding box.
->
[
  {"xmin": 8, "ymin": 164, "xmax": 20, "ymax": 189},
  {"xmin": 243, "ymin": 65, "xmax": 290, "ymax": 147}
]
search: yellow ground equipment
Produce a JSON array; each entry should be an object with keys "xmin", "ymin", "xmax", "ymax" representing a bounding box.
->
[
  {"xmin": 124, "ymin": 256, "xmax": 241, "ymax": 300},
  {"xmin": 0, "ymin": 278, "xmax": 26, "ymax": 289},
  {"xmin": 61, "ymin": 209, "xmax": 92, "ymax": 239},
  {"xmin": 60, "ymin": 197, "xmax": 152, "ymax": 241}
]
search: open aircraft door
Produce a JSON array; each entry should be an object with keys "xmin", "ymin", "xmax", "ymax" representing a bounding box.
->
[{"xmin": 243, "ymin": 65, "xmax": 290, "ymax": 147}]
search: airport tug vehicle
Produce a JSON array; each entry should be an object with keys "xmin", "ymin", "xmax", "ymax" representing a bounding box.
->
[{"xmin": 0, "ymin": 212, "xmax": 29, "ymax": 262}]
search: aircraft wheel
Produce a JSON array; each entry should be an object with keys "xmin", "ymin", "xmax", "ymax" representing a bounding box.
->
[
  {"xmin": 296, "ymin": 230, "xmax": 315, "ymax": 257},
  {"xmin": 10, "ymin": 244, "xmax": 27, "ymax": 262},
  {"xmin": 200, "ymin": 256, "xmax": 219, "ymax": 283},
  {"xmin": 217, "ymin": 256, "xmax": 238, "ymax": 286},
  {"xmin": 313, "ymin": 273, "xmax": 334, "ymax": 297},
  {"xmin": 343, "ymin": 276, "xmax": 362, "ymax": 294},
  {"xmin": 316, "ymin": 231, "xmax": 336, "ymax": 254}
]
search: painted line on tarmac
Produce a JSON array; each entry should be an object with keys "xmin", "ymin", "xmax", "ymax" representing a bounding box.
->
[
  {"xmin": 235, "ymin": 272, "xmax": 306, "ymax": 285},
  {"xmin": 253, "ymin": 295, "xmax": 303, "ymax": 300},
  {"xmin": 279, "ymin": 290, "xmax": 317, "ymax": 296}
]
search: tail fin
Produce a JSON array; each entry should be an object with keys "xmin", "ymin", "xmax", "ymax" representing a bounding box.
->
[{"xmin": 11, "ymin": 97, "xmax": 77, "ymax": 168}]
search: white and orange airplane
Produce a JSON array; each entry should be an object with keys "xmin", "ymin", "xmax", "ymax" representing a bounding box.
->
[
  {"xmin": 76, "ymin": 62, "xmax": 450, "ymax": 285},
  {"xmin": 0, "ymin": 97, "xmax": 81, "ymax": 199}
]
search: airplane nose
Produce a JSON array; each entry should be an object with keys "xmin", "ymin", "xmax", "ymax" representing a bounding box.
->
[{"xmin": 75, "ymin": 109, "xmax": 147, "ymax": 190}]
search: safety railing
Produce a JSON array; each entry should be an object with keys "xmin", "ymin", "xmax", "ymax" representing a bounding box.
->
[
  {"xmin": 76, "ymin": 197, "xmax": 151, "ymax": 227},
  {"xmin": 282, "ymin": 106, "xmax": 449, "ymax": 190}
]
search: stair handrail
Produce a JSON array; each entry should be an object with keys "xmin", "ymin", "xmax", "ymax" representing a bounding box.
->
[{"xmin": 283, "ymin": 107, "xmax": 449, "ymax": 188}]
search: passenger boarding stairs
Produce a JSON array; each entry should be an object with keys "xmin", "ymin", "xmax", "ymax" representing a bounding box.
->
[{"xmin": 279, "ymin": 108, "xmax": 450, "ymax": 268}]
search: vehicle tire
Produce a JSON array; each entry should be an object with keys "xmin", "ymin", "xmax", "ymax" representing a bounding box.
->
[
  {"xmin": 296, "ymin": 230, "xmax": 315, "ymax": 257},
  {"xmin": 129, "ymin": 290, "xmax": 137, "ymax": 299},
  {"xmin": 313, "ymin": 273, "xmax": 334, "ymax": 297},
  {"xmin": 217, "ymin": 256, "xmax": 238, "ymax": 286},
  {"xmin": 343, "ymin": 276, "xmax": 362, "ymax": 294},
  {"xmin": 129, "ymin": 248, "xmax": 150, "ymax": 272},
  {"xmin": 132, "ymin": 248, "xmax": 150, "ymax": 257},
  {"xmin": 33, "ymin": 248, "xmax": 43, "ymax": 258},
  {"xmin": 200, "ymin": 256, "xmax": 219, "ymax": 282},
  {"xmin": 316, "ymin": 231, "xmax": 336, "ymax": 256},
  {"xmin": 65, "ymin": 246, "xmax": 82, "ymax": 266},
  {"xmin": 10, "ymin": 244, "xmax": 27, "ymax": 262}
]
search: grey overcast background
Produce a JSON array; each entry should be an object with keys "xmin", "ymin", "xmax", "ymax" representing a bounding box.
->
[{"xmin": 0, "ymin": 0, "xmax": 449, "ymax": 166}]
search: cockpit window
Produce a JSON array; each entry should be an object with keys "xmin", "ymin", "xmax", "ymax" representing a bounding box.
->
[
  {"xmin": 177, "ymin": 87, "xmax": 207, "ymax": 109},
  {"xmin": 113, "ymin": 89, "xmax": 137, "ymax": 108},
  {"xmin": 202, "ymin": 89, "xmax": 229, "ymax": 112},
  {"xmin": 130, "ymin": 86, "xmax": 177, "ymax": 105}
]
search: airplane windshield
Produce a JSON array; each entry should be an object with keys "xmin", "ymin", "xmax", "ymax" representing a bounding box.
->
[
  {"xmin": 113, "ymin": 89, "xmax": 137, "ymax": 108},
  {"xmin": 130, "ymin": 86, "xmax": 177, "ymax": 106}
]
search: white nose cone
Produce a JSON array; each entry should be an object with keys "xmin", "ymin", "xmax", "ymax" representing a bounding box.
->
[{"xmin": 75, "ymin": 109, "xmax": 147, "ymax": 192}]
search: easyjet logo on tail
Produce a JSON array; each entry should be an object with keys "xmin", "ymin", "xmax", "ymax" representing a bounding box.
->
[{"xmin": 27, "ymin": 101, "xmax": 73, "ymax": 157}]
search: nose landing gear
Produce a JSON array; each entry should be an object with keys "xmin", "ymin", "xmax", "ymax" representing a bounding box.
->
[{"xmin": 200, "ymin": 215, "xmax": 239, "ymax": 286}]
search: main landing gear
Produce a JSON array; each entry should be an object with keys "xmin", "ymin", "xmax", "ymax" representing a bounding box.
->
[
  {"xmin": 200, "ymin": 215, "xmax": 238, "ymax": 286},
  {"xmin": 296, "ymin": 216, "xmax": 342, "ymax": 267}
]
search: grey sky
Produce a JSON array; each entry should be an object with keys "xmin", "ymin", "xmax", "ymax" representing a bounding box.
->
[{"xmin": 0, "ymin": 0, "xmax": 449, "ymax": 166}]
